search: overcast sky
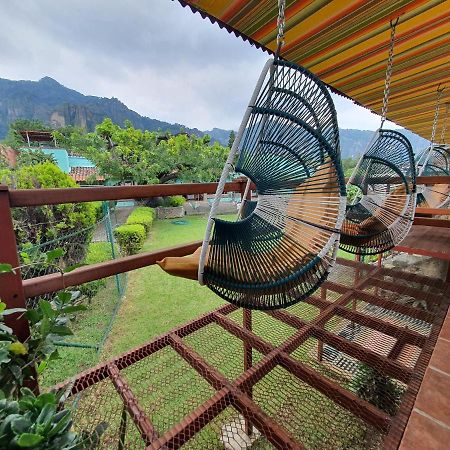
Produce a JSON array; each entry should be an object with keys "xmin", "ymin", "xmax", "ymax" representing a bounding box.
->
[{"xmin": 0, "ymin": 0, "xmax": 399, "ymax": 132}]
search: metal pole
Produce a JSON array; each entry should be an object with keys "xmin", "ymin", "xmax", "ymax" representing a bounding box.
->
[{"xmin": 103, "ymin": 201, "xmax": 121, "ymax": 295}]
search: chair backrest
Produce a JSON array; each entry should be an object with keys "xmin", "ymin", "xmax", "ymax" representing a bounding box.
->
[
  {"xmin": 202, "ymin": 59, "xmax": 346, "ymax": 309},
  {"xmin": 340, "ymin": 129, "xmax": 416, "ymax": 255}
]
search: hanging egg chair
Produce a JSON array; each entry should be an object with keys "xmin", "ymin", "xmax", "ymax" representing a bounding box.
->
[
  {"xmin": 416, "ymin": 145, "xmax": 450, "ymax": 208},
  {"xmin": 158, "ymin": 57, "xmax": 346, "ymax": 309},
  {"xmin": 339, "ymin": 129, "xmax": 416, "ymax": 255},
  {"xmin": 339, "ymin": 18, "xmax": 416, "ymax": 256},
  {"xmin": 416, "ymin": 98, "xmax": 450, "ymax": 208}
]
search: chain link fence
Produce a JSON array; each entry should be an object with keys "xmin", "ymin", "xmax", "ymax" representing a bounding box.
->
[{"xmin": 17, "ymin": 201, "xmax": 130, "ymax": 386}]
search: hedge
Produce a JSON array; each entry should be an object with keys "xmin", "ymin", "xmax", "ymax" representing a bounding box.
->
[
  {"xmin": 114, "ymin": 224, "xmax": 146, "ymax": 255},
  {"xmin": 126, "ymin": 206, "xmax": 155, "ymax": 234}
]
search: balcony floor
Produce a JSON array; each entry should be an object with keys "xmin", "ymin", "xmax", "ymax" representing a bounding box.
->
[{"xmin": 54, "ymin": 258, "xmax": 450, "ymax": 449}]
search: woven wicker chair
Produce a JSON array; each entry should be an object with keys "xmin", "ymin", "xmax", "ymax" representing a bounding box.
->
[
  {"xmin": 158, "ymin": 58, "xmax": 346, "ymax": 310},
  {"xmin": 340, "ymin": 129, "xmax": 416, "ymax": 255},
  {"xmin": 416, "ymin": 144, "xmax": 450, "ymax": 208}
]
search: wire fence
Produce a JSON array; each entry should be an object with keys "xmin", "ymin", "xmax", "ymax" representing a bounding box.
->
[{"xmin": 17, "ymin": 201, "xmax": 130, "ymax": 385}]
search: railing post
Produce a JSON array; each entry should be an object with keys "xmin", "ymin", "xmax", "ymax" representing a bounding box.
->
[
  {"xmin": 0, "ymin": 186, "xmax": 37, "ymax": 392},
  {"xmin": 243, "ymin": 308, "xmax": 253, "ymax": 436},
  {"xmin": 317, "ymin": 286, "xmax": 326, "ymax": 362},
  {"xmin": 0, "ymin": 186, "xmax": 31, "ymax": 341}
]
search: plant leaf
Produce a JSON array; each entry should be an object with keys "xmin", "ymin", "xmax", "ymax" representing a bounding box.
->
[
  {"xmin": 38, "ymin": 300, "xmax": 54, "ymax": 319},
  {"xmin": 2, "ymin": 308, "xmax": 27, "ymax": 316},
  {"xmin": 57, "ymin": 291, "xmax": 72, "ymax": 304},
  {"xmin": 11, "ymin": 416, "xmax": 32, "ymax": 435},
  {"xmin": 61, "ymin": 305, "xmax": 87, "ymax": 314},
  {"xmin": 45, "ymin": 248, "xmax": 64, "ymax": 263},
  {"xmin": 36, "ymin": 402, "xmax": 56, "ymax": 425},
  {"xmin": 0, "ymin": 264, "xmax": 13, "ymax": 273},
  {"xmin": 17, "ymin": 433, "xmax": 44, "ymax": 447},
  {"xmin": 37, "ymin": 360, "xmax": 48, "ymax": 374}
]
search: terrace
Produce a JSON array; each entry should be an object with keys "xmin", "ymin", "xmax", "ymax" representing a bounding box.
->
[
  {"xmin": 1, "ymin": 175, "xmax": 449, "ymax": 449},
  {"xmin": 2, "ymin": 1, "xmax": 450, "ymax": 448}
]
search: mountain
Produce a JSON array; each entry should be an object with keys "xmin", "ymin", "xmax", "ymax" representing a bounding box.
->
[
  {"xmin": 0, "ymin": 76, "xmax": 219, "ymax": 142},
  {"xmin": 339, "ymin": 129, "xmax": 429, "ymax": 159},
  {"xmin": 0, "ymin": 76, "xmax": 429, "ymax": 155}
]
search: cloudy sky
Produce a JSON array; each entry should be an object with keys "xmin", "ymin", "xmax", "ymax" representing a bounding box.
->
[{"xmin": 0, "ymin": 0, "xmax": 399, "ymax": 132}]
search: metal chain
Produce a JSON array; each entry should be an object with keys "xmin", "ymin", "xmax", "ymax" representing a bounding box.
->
[
  {"xmin": 276, "ymin": 0, "xmax": 286, "ymax": 55},
  {"xmin": 380, "ymin": 19, "xmax": 399, "ymax": 128},
  {"xmin": 430, "ymin": 86, "xmax": 444, "ymax": 144},
  {"xmin": 440, "ymin": 102, "xmax": 448, "ymax": 144}
]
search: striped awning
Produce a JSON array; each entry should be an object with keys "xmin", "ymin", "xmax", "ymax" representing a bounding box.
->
[{"xmin": 178, "ymin": 0, "xmax": 450, "ymax": 142}]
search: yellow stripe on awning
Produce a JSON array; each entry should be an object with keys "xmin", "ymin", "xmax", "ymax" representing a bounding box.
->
[{"xmin": 178, "ymin": 0, "xmax": 450, "ymax": 142}]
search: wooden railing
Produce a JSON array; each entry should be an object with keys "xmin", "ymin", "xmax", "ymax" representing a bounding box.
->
[{"xmin": 0, "ymin": 175, "xmax": 449, "ymax": 363}]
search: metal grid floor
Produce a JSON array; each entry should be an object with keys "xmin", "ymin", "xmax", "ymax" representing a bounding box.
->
[{"xmin": 54, "ymin": 258, "xmax": 450, "ymax": 449}]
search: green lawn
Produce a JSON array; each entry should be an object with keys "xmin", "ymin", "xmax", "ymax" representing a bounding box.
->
[
  {"xmin": 50, "ymin": 215, "xmax": 367, "ymax": 446},
  {"xmin": 102, "ymin": 215, "xmax": 234, "ymax": 358},
  {"xmin": 41, "ymin": 214, "xmax": 354, "ymax": 386},
  {"xmin": 40, "ymin": 241, "xmax": 124, "ymax": 387}
]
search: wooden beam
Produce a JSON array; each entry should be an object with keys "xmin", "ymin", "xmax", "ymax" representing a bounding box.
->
[
  {"xmin": 22, "ymin": 241, "xmax": 203, "ymax": 298},
  {"xmin": 7, "ymin": 181, "xmax": 248, "ymax": 207},
  {"xmin": 108, "ymin": 363, "xmax": 158, "ymax": 445}
]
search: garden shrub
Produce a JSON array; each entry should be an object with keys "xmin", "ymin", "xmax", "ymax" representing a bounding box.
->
[
  {"xmin": 76, "ymin": 242, "xmax": 118, "ymax": 299},
  {"xmin": 114, "ymin": 224, "xmax": 146, "ymax": 255},
  {"xmin": 353, "ymin": 364, "xmax": 404, "ymax": 415},
  {"xmin": 126, "ymin": 206, "xmax": 155, "ymax": 234},
  {"xmin": 167, "ymin": 195, "xmax": 186, "ymax": 207},
  {"xmin": 0, "ymin": 162, "xmax": 97, "ymax": 266}
]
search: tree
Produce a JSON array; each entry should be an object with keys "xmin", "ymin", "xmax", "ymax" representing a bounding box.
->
[
  {"xmin": 54, "ymin": 118, "xmax": 228, "ymax": 185},
  {"xmin": 228, "ymin": 130, "xmax": 236, "ymax": 148},
  {"xmin": 15, "ymin": 149, "xmax": 56, "ymax": 166},
  {"xmin": 0, "ymin": 162, "xmax": 97, "ymax": 266}
]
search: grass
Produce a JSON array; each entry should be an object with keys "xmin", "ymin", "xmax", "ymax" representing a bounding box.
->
[
  {"xmin": 49, "ymin": 215, "xmax": 368, "ymax": 446},
  {"xmin": 40, "ymin": 241, "xmax": 123, "ymax": 387},
  {"xmin": 42, "ymin": 215, "xmax": 354, "ymax": 387},
  {"xmin": 102, "ymin": 215, "xmax": 235, "ymax": 358}
]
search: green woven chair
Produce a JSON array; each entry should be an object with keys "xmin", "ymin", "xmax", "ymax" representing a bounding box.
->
[
  {"xmin": 416, "ymin": 144, "xmax": 450, "ymax": 208},
  {"xmin": 340, "ymin": 129, "xmax": 416, "ymax": 255},
  {"xmin": 158, "ymin": 58, "xmax": 346, "ymax": 310}
]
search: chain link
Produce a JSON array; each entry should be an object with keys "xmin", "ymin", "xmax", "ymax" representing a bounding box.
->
[
  {"xmin": 276, "ymin": 0, "xmax": 286, "ymax": 54},
  {"xmin": 440, "ymin": 102, "xmax": 448, "ymax": 144},
  {"xmin": 430, "ymin": 87, "xmax": 444, "ymax": 144},
  {"xmin": 380, "ymin": 19, "xmax": 399, "ymax": 128}
]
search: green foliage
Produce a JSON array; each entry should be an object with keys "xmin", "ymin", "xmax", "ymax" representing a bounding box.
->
[
  {"xmin": 0, "ymin": 292, "xmax": 87, "ymax": 398},
  {"xmin": 228, "ymin": 130, "xmax": 236, "ymax": 148},
  {"xmin": 346, "ymin": 184, "xmax": 362, "ymax": 204},
  {"xmin": 0, "ymin": 387, "xmax": 106, "ymax": 449},
  {"xmin": 0, "ymin": 249, "xmax": 105, "ymax": 448},
  {"xmin": 166, "ymin": 196, "xmax": 186, "ymax": 207},
  {"xmin": 76, "ymin": 242, "xmax": 117, "ymax": 300},
  {"xmin": 353, "ymin": 364, "xmax": 404, "ymax": 415},
  {"xmin": 342, "ymin": 156, "xmax": 358, "ymax": 178},
  {"xmin": 113, "ymin": 224, "xmax": 146, "ymax": 255},
  {"xmin": 126, "ymin": 206, "xmax": 155, "ymax": 233},
  {"xmin": 16, "ymin": 150, "xmax": 56, "ymax": 167},
  {"xmin": 0, "ymin": 162, "xmax": 97, "ymax": 264},
  {"xmin": 55, "ymin": 118, "xmax": 228, "ymax": 184}
]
